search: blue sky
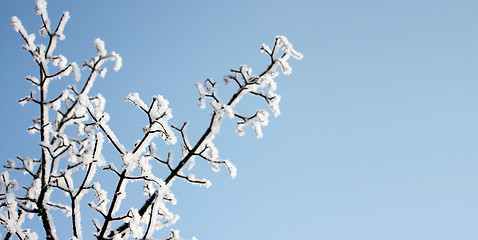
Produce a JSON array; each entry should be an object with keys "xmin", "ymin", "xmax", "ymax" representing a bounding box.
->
[{"xmin": 1, "ymin": 0, "xmax": 478, "ymax": 239}]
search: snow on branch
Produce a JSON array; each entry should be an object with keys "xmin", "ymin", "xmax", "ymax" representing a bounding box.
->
[
  {"xmin": 4, "ymin": 1, "xmax": 302, "ymax": 239},
  {"xmin": 106, "ymin": 34, "xmax": 302, "ymax": 238}
]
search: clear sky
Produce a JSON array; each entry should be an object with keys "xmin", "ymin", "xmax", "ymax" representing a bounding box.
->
[{"xmin": 1, "ymin": 0, "xmax": 478, "ymax": 239}]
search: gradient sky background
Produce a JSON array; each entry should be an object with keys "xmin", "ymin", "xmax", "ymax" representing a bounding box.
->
[{"xmin": 1, "ymin": 1, "xmax": 478, "ymax": 239}]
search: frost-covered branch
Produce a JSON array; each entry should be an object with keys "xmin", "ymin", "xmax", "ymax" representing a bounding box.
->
[
  {"xmin": 6, "ymin": 1, "xmax": 121, "ymax": 239},
  {"xmin": 4, "ymin": 1, "xmax": 301, "ymax": 239},
  {"xmin": 108, "ymin": 35, "xmax": 302, "ymax": 238}
]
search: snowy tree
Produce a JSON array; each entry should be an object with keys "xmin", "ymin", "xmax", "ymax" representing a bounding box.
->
[{"xmin": 2, "ymin": 1, "xmax": 302, "ymax": 239}]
